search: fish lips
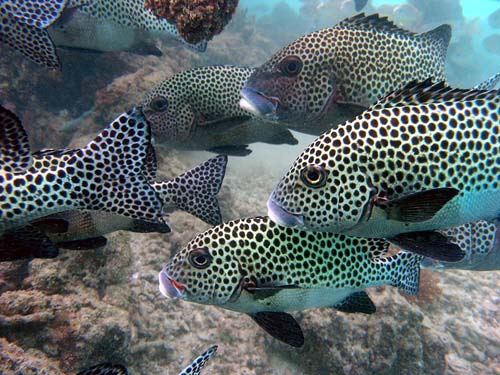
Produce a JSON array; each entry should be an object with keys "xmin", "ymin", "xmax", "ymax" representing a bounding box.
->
[
  {"xmin": 267, "ymin": 196, "xmax": 305, "ymax": 228},
  {"xmin": 158, "ymin": 270, "xmax": 186, "ymax": 299},
  {"xmin": 239, "ymin": 87, "xmax": 280, "ymax": 120}
]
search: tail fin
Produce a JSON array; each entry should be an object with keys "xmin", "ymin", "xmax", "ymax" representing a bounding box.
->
[
  {"xmin": 387, "ymin": 252, "xmax": 422, "ymax": 296},
  {"xmin": 179, "ymin": 345, "xmax": 218, "ymax": 375},
  {"xmin": 474, "ymin": 72, "xmax": 500, "ymax": 90},
  {"xmin": 152, "ymin": 155, "xmax": 227, "ymax": 226},
  {"xmin": 68, "ymin": 109, "xmax": 163, "ymax": 224}
]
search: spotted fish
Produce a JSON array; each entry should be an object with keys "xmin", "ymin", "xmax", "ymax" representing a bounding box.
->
[
  {"xmin": 0, "ymin": 0, "xmax": 206, "ymax": 70},
  {"xmin": 423, "ymin": 221, "xmax": 500, "ymax": 271},
  {"xmin": 0, "ymin": 106, "xmax": 163, "ymax": 261},
  {"xmin": 141, "ymin": 66, "xmax": 298, "ymax": 156},
  {"xmin": 32, "ymin": 154, "xmax": 228, "ymax": 251},
  {"xmin": 240, "ymin": 13, "xmax": 450, "ymax": 134},
  {"xmin": 268, "ymin": 80, "xmax": 500, "ymax": 257},
  {"xmin": 76, "ymin": 345, "xmax": 218, "ymax": 375},
  {"xmin": 159, "ymin": 216, "xmax": 422, "ymax": 347}
]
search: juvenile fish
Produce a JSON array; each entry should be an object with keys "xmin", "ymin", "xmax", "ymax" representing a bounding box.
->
[
  {"xmin": 141, "ymin": 66, "xmax": 298, "ymax": 156},
  {"xmin": 267, "ymin": 80, "xmax": 500, "ymax": 260},
  {"xmin": 159, "ymin": 216, "xmax": 422, "ymax": 347},
  {"xmin": 76, "ymin": 345, "xmax": 217, "ymax": 375},
  {"xmin": 0, "ymin": 106, "xmax": 163, "ymax": 260},
  {"xmin": 240, "ymin": 13, "xmax": 450, "ymax": 134}
]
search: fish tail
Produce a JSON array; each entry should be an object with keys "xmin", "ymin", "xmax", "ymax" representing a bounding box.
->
[
  {"xmin": 387, "ymin": 252, "xmax": 423, "ymax": 296},
  {"xmin": 153, "ymin": 155, "xmax": 228, "ymax": 226},
  {"xmin": 420, "ymin": 24, "xmax": 451, "ymax": 72},
  {"xmin": 178, "ymin": 345, "xmax": 218, "ymax": 375},
  {"xmin": 67, "ymin": 109, "xmax": 163, "ymax": 223}
]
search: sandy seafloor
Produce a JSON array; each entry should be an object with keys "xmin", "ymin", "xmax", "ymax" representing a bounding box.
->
[{"xmin": 1, "ymin": 0, "xmax": 500, "ymax": 374}]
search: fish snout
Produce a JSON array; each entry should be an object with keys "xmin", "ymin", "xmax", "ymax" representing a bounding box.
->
[
  {"xmin": 267, "ymin": 196, "xmax": 305, "ymax": 228},
  {"xmin": 239, "ymin": 87, "xmax": 279, "ymax": 119},
  {"xmin": 159, "ymin": 270, "xmax": 186, "ymax": 299}
]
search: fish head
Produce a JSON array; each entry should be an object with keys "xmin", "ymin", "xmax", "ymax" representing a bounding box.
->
[
  {"xmin": 141, "ymin": 78, "xmax": 199, "ymax": 142},
  {"xmin": 268, "ymin": 126, "xmax": 373, "ymax": 232},
  {"xmin": 159, "ymin": 226, "xmax": 245, "ymax": 306},
  {"xmin": 241, "ymin": 32, "xmax": 337, "ymax": 123}
]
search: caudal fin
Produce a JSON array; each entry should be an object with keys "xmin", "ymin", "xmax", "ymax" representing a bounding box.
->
[
  {"xmin": 152, "ymin": 155, "xmax": 228, "ymax": 226},
  {"xmin": 388, "ymin": 251, "xmax": 422, "ymax": 296},
  {"xmin": 68, "ymin": 109, "xmax": 163, "ymax": 224},
  {"xmin": 179, "ymin": 345, "xmax": 218, "ymax": 375}
]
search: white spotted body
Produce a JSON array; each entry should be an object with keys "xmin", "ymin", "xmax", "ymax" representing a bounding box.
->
[
  {"xmin": 268, "ymin": 82, "xmax": 500, "ymax": 239},
  {"xmin": 0, "ymin": 107, "xmax": 162, "ymax": 237},
  {"xmin": 160, "ymin": 216, "xmax": 421, "ymax": 314}
]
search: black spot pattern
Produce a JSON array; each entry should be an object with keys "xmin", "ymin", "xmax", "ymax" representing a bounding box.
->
[
  {"xmin": 179, "ymin": 345, "xmax": 218, "ymax": 375},
  {"xmin": 142, "ymin": 66, "xmax": 254, "ymax": 140},
  {"xmin": 0, "ymin": 106, "xmax": 31, "ymax": 173},
  {"xmin": 245, "ymin": 13, "xmax": 449, "ymax": 124},
  {"xmin": 154, "ymin": 155, "xmax": 227, "ymax": 225},
  {"xmin": 163, "ymin": 217, "xmax": 421, "ymax": 308},
  {"xmin": 2, "ymin": 0, "xmax": 67, "ymax": 28},
  {"xmin": 270, "ymin": 82, "xmax": 500, "ymax": 236},
  {"xmin": 0, "ymin": 109, "xmax": 163, "ymax": 236},
  {"xmin": 440, "ymin": 220, "xmax": 498, "ymax": 257}
]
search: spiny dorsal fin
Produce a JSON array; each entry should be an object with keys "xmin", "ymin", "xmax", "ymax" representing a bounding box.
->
[
  {"xmin": 370, "ymin": 79, "xmax": 500, "ymax": 110},
  {"xmin": 0, "ymin": 106, "xmax": 31, "ymax": 173},
  {"xmin": 335, "ymin": 13, "xmax": 418, "ymax": 37}
]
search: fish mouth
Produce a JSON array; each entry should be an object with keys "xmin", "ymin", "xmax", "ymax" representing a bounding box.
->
[
  {"xmin": 267, "ymin": 196, "xmax": 305, "ymax": 228},
  {"xmin": 239, "ymin": 87, "xmax": 279, "ymax": 120},
  {"xmin": 158, "ymin": 270, "xmax": 186, "ymax": 299}
]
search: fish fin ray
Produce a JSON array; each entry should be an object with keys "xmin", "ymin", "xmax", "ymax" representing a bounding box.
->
[
  {"xmin": 249, "ymin": 312, "xmax": 304, "ymax": 347},
  {"xmin": 76, "ymin": 363, "xmax": 128, "ymax": 375},
  {"xmin": 0, "ymin": 106, "xmax": 32, "ymax": 172},
  {"xmin": 333, "ymin": 291, "xmax": 376, "ymax": 314},
  {"xmin": 57, "ymin": 236, "xmax": 108, "ymax": 250}
]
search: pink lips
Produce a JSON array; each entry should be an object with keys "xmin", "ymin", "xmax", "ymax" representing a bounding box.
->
[
  {"xmin": 267, "ymin": 196, "xmax": 305, "ymax": 228},
  {"xmin": 158, "ymin": 271, "xmax": 186, "ymax": 299}
]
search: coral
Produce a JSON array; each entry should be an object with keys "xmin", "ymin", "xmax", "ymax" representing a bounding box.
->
[{"xmin": 144, "ymin": 0, "xmax": 239, "ymax": 44}]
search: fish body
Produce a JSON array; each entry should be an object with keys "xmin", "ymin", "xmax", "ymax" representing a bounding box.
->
[
  {"xmin": 32, "ymin": 154, "xmax": 227, "ymax": 250},
  {"xmin": 159, "ymin": 216, "xmax": 421, "ymax": 346},
  {"xmin": 141, "ymin": 66, "xmax": 298, "ymax": 156},
  {"xmin": 76, "ymin": 345, "xmax": 217, "ymax": 375},
  {"xmin": 268, "ymin": 81, "xmax": 500, "ymax": 243},
  {"xmin": 0, "ymin": 106, "xmax": 163, "ymax": 260},
  {"xmin": 423, "ymin": 221, "xmax": 500, "ymax": 271},
  {"xmin": 240, "ymin": 14, "xmax": 450, "ymax": 134}
]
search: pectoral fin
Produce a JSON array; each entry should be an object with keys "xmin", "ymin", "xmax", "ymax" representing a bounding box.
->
[
  {"xmin": 375, "ymin": 188, "xmax": 459, "ymax": 222},
  {"xmin": 389, "ymin": 231, "xmax": 465, "ymax": 262},
  {"xmin": 249, "ymin": 312, "xmax": 304, "ymax": 347},
  {"xmin": 333, "ymin": 291, "xmax": 376, "ymax": 314},
  {"xmin": 57, "ymin": 236, "xmax": 108, "ymax": 250}
]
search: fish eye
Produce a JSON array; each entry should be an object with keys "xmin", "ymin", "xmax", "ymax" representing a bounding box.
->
[
  {"xmin": 150, "ymin": 96, "xmax": 169, "ymax": 113},
  {"xmin": 300, "ymin": 165, "xmax": 328, "ymax": 188},
  {"xmin": 279, "ymin": 56, "xmax": 303, "ymax": 76},
  {"xmin": 188, "ymin": 248, "xmax": 213, "ymax": 269}
]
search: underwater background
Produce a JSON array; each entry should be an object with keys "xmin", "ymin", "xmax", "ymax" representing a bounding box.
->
[{"xmin": 0, "ymin": 0, "xmax": 499, "ymax": 374}]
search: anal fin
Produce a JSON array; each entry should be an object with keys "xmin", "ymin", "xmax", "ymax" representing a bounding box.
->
[
  {"xmin": 389, "ymin": 231, "xmax": 465, "ymax": 262},
  {"xmin": 333, "ymin": 291, "xmax": 376, "ymax": 314},
  {"xmin": 249, "ymin": 312, "xmax": 304, "ymax": 347},
  {"xmin": 0, "ymin": 226, "xmax": 59, "ymax": 261}
]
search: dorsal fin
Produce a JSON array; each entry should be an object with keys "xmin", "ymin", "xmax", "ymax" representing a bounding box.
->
[
  {"xmin": 369, "ymin": 79, "xmax": 500, "ymax": 110},
  {"xmin": 0, "ymin": 106, "xmax": 31, "ymax": 173},
  {"xmin": 335, "ymin": 13, "xmax": 418, "ymax": 37}
]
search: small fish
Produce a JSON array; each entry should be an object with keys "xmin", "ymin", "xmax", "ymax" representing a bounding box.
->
[
  {"xmin": 159, "ymin": 216, "xmax": 422, "ymax": 347},
  {"xmin": 32, "ymin": 154, "xmax": 228, "ymax": 250},
  {"xmin": 267, "ymin": 80, "xmax": 500, "ymax": 256},
  {"xmin": 76, "ymin": 345, "xmax": 218, "ymax": 375},
  {"xmin": 141, "ymin": 66, "xmax": 298, "ymax": 156},
  {"xmin": 423, "ymin": 221, "xmax": 500, "ymax": 271},
  {"xmin": 240, "ymin": 14, "xmax": 450, "ymax": 134},
  {"xmin": 0, "ymin": 106, "xmax": 163, "ymax": 261},
  {"xmin": 0, "ymin": 0, "xmax": 206, "ymax": 70}
]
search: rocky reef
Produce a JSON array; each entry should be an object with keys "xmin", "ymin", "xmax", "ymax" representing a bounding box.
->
[{"xmin": 1, "ymin": 3, "xmax": 499, "ymax": 374}]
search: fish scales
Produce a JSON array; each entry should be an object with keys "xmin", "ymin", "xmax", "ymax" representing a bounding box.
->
[{"xmin": 268, "ymin": 81, "xmax": 500, "ymax": 240}]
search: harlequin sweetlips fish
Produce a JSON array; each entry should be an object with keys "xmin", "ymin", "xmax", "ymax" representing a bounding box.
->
[
  {"xmin": 240, "ymin": 13, "xmax": 451, "ymax": 134},
  {"xmin": 159, "ymin": 216, "xmax": 422, "ymax": 347},
  {"xmin": 267, "ymin": 80, "xmax": 500, "ymax": 261},
  {"xmin": 31, "ymin": 153, "xmax": 228, "ymax": 251},
  {"xmin": 0, "ymin": 105, "xmax": 163, "ymax": 261},
  {"xmin": 141, "ymin": 65, "xmax": 298, "ymax": 156},
  {"xmin": 0, "ymin": 0, "xmax": 207, "ymax": 70},
  {"xmin": 423, "ymin": 221, "xmax": 500, "ymax": 271},
  {"xmin": 76, "ymin": 345, "xmax": 217, "ymax": 375}
]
